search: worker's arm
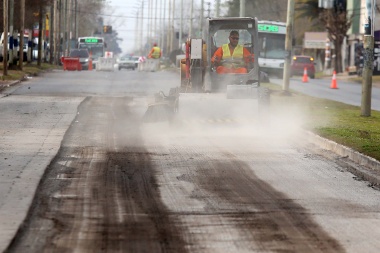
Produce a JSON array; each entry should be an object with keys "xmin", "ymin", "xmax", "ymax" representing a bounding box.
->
[
  {"xmin": 243, "ymin": 48, "xmax": 254, "ymax": 64},
  {"xmin": 211, "ymin": 47, "xmax": 223, "ymax": 65},
  {"xmin": 147, "ymin": 48, "xmax": 154, "ymax": 58}
]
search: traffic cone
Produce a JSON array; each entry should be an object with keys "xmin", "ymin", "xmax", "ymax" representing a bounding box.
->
[
  {"xmin": 330, "ymin": 70, "xmax": 338, "ymax": 89},
  {"xmin": 88, "ymin": 52, "xmax": 93, "ymax": 71},
  {"xmin": 302, "ymin": 67, "xmax": 308, "ymax": 83}
]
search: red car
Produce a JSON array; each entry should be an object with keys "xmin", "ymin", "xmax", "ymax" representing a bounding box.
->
[{"xmin": 290, "ymin": 55, "xmax": 316, "ymax": 79}]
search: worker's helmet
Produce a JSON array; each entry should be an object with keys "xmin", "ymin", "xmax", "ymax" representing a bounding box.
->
[{"xmin": 153, "ymin": 43, "xmax": 157, "ymax": 46}]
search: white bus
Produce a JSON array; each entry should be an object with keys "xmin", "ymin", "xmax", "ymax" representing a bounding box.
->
[
  {"xmin": 77, "ymin": 37, "xmax": 106, "ymax": 67},
  {"xmin": 257, "ymin": 20, "xmax": 287, "ymax": 77}
]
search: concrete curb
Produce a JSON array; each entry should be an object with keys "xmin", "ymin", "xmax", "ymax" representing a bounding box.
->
[
  {"xmin": 303, "ymin": 130, "xmax": 380, "ymax": 186},
  {"xmin": 0, "ymin": 79, "xmax": 22, "ymax": 92}
]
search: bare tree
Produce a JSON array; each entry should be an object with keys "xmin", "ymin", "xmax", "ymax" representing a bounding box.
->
[{"xmin": 319, "ymin": 8, "xmax": 353, "ymax": 73}]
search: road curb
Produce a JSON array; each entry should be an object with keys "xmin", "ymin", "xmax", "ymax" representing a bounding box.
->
[
  {"xmin": 303, "ymin": 130, "xmax": 380, "ymax": 186},
  {"xmin": 0, "ymin": 79, "xmax": 22, "ymax": 92}
]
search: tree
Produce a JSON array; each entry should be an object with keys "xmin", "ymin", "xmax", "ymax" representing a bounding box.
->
[
  {"xmin": 319, "ymin": 8, "xmax": 353, "ymax": 73},
  {"xmin": 295, "ymin": 0, "xmax": 353, "ymax": 73}
]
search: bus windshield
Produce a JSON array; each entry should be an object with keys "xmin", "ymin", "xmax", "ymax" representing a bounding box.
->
[
  {"xmin": 77, "ymin": 37, "xmax": 105, "ymax": 60},
  {"xmin": 78, "ymin": 44, "xmax": 104, "ymax": 59},
  {"xmin": 258, "ymin": 33, "xmax": 286, "ymax": 60}
]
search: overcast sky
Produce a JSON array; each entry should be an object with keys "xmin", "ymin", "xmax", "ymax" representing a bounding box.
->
[{"xmin": 106, "ymin": 0, "xmax": 226, "ymax": 55}]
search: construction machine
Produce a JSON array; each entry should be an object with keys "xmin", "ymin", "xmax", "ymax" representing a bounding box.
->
[
  {"xmin": 144, "ymin": 17, "xmax": 270, "ymax": 123},
  {"xmin": 181, "ymin": 17, "xmax": 268, "ymax": 97}
]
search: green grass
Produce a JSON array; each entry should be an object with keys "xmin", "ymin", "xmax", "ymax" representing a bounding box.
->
[
  {"xmin": 0, "ymin": 62, "xmax": 61, "ymax": 81},
  {"xmin": 264, "ymin": 83, "xmax": 380, "ymax": 161},
  {"xmin": 346, "ymin": 74, "xmax": 380, "ymax": 84}
]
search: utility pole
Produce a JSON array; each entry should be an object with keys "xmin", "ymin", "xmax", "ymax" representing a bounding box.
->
[
  {"xmin": 215, "ymin": 0, "xmax": 220, "ymax": 17},
  {"xmin": 167, "ymin": 0, "xmax": 171, "ymax": 55},
  {"xmin": 3, "ymin": 0, "xmax": 8, "ymax": 76},
  {"xmin": 155, "ymin": 0, "xmax": 158, "ymax": 43},
  {"xmin": 140, "ymin": 0, "xmax": 144, "ymax": 56},
  {"xmin": 206, "ymin": 2, "xmax": 210, "ymax": 18},
  {"xmin": 282, "ymin": 0, "xmax": 295, "ymax": 92},
  {"xmin": 67, "ymin": 0, "xmax": 72, "ymax": 54},
  {"xmin": 19, "ymin": 0, "xmax": 25, "ymax": 70},
  {"xmin": 200, "ymin": 0, "xmax": 204, "ymax": 38},
  {"xmin": 74, "ymin": 0, "xmax": 78, "ymax": 40},
  {"xmin": 239, "ymin": 0, "xmax": 245, "ymax": 17},
  {"xmin": 37, "ymin": 3, "xmax": 43, "ymax": 66},
  {"xmin": 62, "ymin": 0, "xmax": 66, "ymax": 56},
  {"xmin": 179, "ymin": 0, "xmax": 183, "ymax": 48},
  {"xmin": 189, "ymin": 0, "xmax": 193, "ymax": 38},
  {"xmin": 170, "ymin": 0, "xmax": 175, "ymax": 53},
  {"xmin": 9, "ymin": 0, "xmax": 14, "ymax": 66},
  {"xmin": 361, "ymin": 0, "xmax": 374, "ymax": 117},
  {"xmin": 148, "ymin": 0, "xmax": 152, "ymax": 46},
  {"xmin": 161, "ymin": 0, "xmax": 166, "ymax": 55},
  {"xmin": 50, "ymin": 4, "xmax": 54, "ymax": 64},
  {"xmin": 55, "ymin": 0, "xmax": 62, "ymax": 65}
]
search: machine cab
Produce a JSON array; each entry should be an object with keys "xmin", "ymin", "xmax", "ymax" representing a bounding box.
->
[{"xmin": 205, "ymin": 17, "xmax": 260, "ymax": 92}]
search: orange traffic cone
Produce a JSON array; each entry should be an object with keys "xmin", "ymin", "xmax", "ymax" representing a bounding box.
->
[
  {"xmin": 330, "ymin": 70, "xmax": 338, "ymax": 89},
  {"xmin": 88, "ymin": 52, "xmax": 93, "ymax": 71},
  {"xmin": 302, "ymin": 67, "xmax": 308, "ymax": 83}
]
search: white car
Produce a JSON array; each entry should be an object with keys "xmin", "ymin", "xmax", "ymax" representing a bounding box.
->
[{"xmin": 117, "ymin": 56, "xmax": 136, "ymax": 70}]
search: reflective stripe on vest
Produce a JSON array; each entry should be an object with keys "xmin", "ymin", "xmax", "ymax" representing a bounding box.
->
[{"xmin": 152, "ymin": 47, "xmax": 161, "ymax": 58}]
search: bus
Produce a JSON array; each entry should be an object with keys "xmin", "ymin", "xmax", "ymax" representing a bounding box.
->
[
  {"xmin": 77, "ymin": 37, "xmax": 106, "ymax": 66},
  {"xmin": 257, "ymin": 20, "xmax": 287, "ymax": 77}
]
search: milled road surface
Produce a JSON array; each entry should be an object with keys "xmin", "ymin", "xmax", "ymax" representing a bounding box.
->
[{"xmin": 2, "ymin": 70, "xmax": 380, "ymax": 252}]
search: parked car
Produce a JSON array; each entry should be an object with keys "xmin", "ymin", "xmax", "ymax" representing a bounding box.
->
[
  {"xmin": 69, "ymin": 49, "xmax": 90, "ymax": 70},
  {"xmin": 117, "ymin": 56, "xmax": 136, "ymax": 70},
  {"xmin": 290, "ymin": 55, "xmax": 316, "ymax": 79}
]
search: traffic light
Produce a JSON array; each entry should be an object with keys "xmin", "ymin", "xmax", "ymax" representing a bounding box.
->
[
  {"xmin": 103, "ymin": 25, "xmax": 112, "ymax": 34},
  {"xmin": 333, "ymin": 0, "xmax": 346, "ymax": 13}
]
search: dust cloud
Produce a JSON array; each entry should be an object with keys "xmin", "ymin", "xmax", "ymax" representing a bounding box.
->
[{"xmin": 138, "ymin": 92, "xmax": 309, "ymax": 148}]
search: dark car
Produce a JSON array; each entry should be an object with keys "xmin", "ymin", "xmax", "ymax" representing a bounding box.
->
[
  {"xmin": 290, "ymin": 55, "xmax": 316, "ymax": 79},
  {"xmin": 69, "ymin": 49, "xmax": 90, "ymax": 70}
]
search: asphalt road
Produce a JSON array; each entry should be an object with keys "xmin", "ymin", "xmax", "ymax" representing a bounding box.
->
[{"xmin": 0, "ymin": 69, "xmax": 380, "ymax": 252}]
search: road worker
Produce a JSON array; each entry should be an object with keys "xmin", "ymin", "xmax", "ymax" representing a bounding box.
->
[
  {"xmin": 211, "ymin": 30, "xmax": 253, "ymax": 74},
  {"xmin": 147, "ymin": 43, "xmax": 162, "ymax": 59},
  {"xmin": 147, "ymin": 43, "xmax": 161, "ymax": 71}
]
